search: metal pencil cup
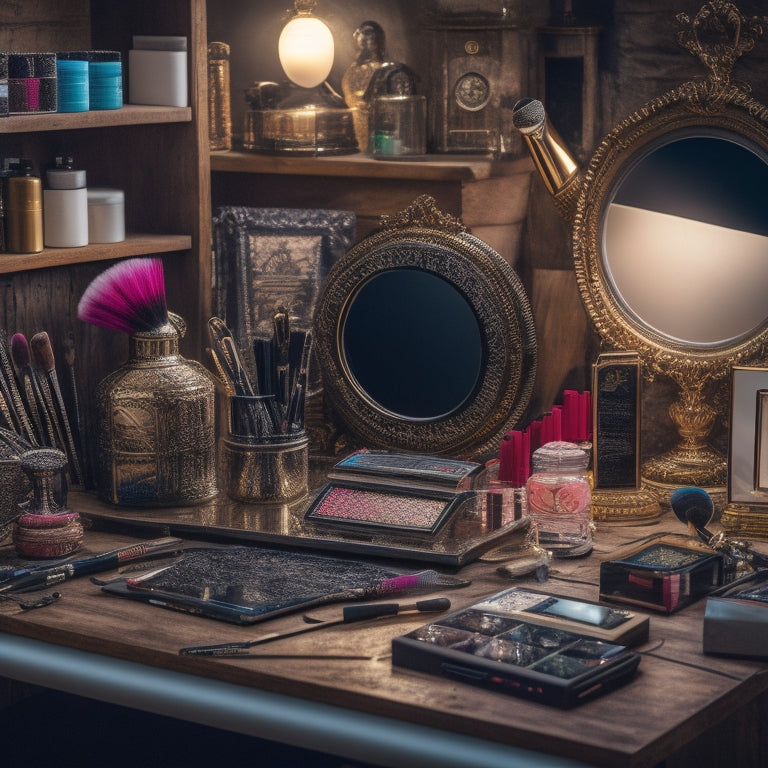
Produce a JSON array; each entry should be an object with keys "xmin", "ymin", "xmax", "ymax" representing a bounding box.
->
[{"xmin": 222, "ymin": 395, "xmax": 309, "ymax": 503}]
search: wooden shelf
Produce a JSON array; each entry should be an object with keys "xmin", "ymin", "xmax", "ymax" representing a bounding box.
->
[
  {"xmin": 0, "ymin": 234, "xmax": 192, "ymax": 274},
  {"xmin": 211, "ymin": 149, "xmax": 532, "ymax": 182},
  {"xmin": 0, "ymin": 105, "xmax": 192, "ymax": 134}
]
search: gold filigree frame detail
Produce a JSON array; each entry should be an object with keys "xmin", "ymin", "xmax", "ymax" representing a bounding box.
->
[
  {"xmin": 314, "ymin": 197, "xmax": 537, "ymax": 459},
  {"xmin": 572, "ymin": 2, "xmax": 768, "ymax": 504}
]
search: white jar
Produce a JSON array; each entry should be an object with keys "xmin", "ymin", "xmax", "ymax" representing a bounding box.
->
[
  {"xmin": 44, "ymin": 165, "xmax": 88, "ymax": 248},
  {"xmin": 87, "ymin": 187, "xmax": 125, "ymax": 243}
]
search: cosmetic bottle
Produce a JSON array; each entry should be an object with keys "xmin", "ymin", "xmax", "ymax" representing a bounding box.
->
[
  {"xmin": 526, "ymin": 441, "xmax": 592, "ymax": 557},
  {"xmin": 94, "ymin": 312, "xmax": 217, "ymax": 507},
  {"xmin": 44, "ymin": 155, "xmax": 89, "ymax": 248},
  {"xmin": 6, "ymin": 160, "xmax": 43, "ymax": 253},
  {"xmin": 208, "ymin": 41, "xmax": 232, "ymax": 151}
]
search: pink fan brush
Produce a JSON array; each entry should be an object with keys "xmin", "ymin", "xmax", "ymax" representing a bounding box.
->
[{"xmin": 77, "ymin": 257, "xmax": 168, "ymax": 333}]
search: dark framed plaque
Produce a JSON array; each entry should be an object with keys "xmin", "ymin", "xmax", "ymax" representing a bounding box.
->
[{"xmin": 592, "ymin": 352, "xmax": 641, "ymax": 490}]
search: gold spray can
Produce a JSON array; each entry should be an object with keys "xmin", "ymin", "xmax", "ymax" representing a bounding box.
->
[{"xmin": 7, "ymin": 165, "xmax": 43, "ymax": 253}]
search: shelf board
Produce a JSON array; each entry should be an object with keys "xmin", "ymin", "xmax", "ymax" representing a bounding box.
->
[
  {"xmin": 0, "ymin": 105, "xmax": 192, "ymax": 134},
  {"xmin": 0, "ymin": 234, "xmax": 192, "ymax": 274},
  {"xmin": 211, "ymin": 150, "xmax": 532, "ymax": 182}
]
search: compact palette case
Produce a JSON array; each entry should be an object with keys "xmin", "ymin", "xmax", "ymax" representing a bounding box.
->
[
  {"xmin": 305, "ymin": 450, "xmax": 484, "ymax": 536},
  {"xmin": 703, "ymin": 570, "xmax": 768, "ymax": 658},
  {"xmin": 392, "ymin": 587, "xmax": 646, "ymax": 708},
  {"xmin": 599, "ymin": 533, "xmax": 726, "ymax": 613}
]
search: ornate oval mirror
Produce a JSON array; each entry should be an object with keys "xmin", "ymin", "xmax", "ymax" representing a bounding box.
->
[
  {"xmin": 314, "ymin": 195, "xmax": 537, "ymax": 459},
  {"xmin": 571, "ymin": 2, "xmax": 768, "ymax": 505}
]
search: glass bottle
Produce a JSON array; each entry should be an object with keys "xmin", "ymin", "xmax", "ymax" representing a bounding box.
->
[
  {"xmin": 94, "ymin": 313, "xmax": 217, "ymax": 507},
  {"xmin": 208, "ymin": 41, "xmax": 232, "ymax": 151},
  {"xmin": 526, "ymin": 441, "xmax": 592, "ymax": 557}
]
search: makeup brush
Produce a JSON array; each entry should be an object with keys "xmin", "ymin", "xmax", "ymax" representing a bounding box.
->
[
  {"xmin": 77, "ymin": 257, "xmax": 168, "ymax": 333},
  {"xmin": 286, "ymin": 330, "xmax": 312, "ymax": 431},
  {"xmin": 272, "ymin": 306, "xmax": 290, "ymax": 410},
  {"xmin": 207, "ymin": 316, "xmax": 255, "ymax": 396},
  {"xmin": 10, "ymin": 332, "xmax": 52, "ymax": 446},
  {"xmin": 0, "ymin": 330, "xmax": 36, "ymax": 443},
  {"xmin": 61, "ymin": 332, "xmax": 85, "ymax": 481},
  {"xmin": 670, "ymin": 486, "xmax": 768, "ymax": 569},
  {"xmin": 179, "ymin": 597, "xmax": 452, "ymax": 657},
  {"xmin": 30, "ymin": 331, "xmax": 83, "ymax": 486}
]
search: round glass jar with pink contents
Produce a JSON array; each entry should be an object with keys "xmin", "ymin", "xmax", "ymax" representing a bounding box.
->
[{"xmin": 526, "ymin": 441, "xmax": 592, "ymax": 557}]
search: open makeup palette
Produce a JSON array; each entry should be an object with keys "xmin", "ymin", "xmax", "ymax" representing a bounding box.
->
[{"xmin": 392, "ymin": 587, "xmax": 647, "ymax": 708}]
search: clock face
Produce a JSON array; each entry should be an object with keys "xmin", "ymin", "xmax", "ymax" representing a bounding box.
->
[{"xmin": 454, "ymin": 72, "xmax": 490, "ymax": 112}]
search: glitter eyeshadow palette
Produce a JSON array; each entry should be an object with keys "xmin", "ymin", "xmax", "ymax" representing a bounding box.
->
[
  {"xmin": 392, "ymin": 587, "xmax": 645, "ymax": 708},
  {"xmin": 305, "ymin": 484, "xmax": 472, "ymax": 535},
  {"xmin": 305, "ymin": 451, "xmax": 496, "ymax": 539},
  {"xmin": 599, "ymin": 533, "xmax": 725, "ymax": 613}
]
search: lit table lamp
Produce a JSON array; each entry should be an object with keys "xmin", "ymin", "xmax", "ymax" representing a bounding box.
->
[{"xmin": 243, "ymin": 0, "xmax": 357, "ymax": 155}]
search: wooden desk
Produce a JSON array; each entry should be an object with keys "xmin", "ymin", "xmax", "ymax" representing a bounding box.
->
[{"xmin": 1, "ymin": 506, "xmax": 767, "ymax": 768}]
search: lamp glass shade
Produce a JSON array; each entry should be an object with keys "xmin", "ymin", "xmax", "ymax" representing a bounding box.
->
[{"xmin": 279, "ymin": 16, "xmax": 335, "ymax": 88}]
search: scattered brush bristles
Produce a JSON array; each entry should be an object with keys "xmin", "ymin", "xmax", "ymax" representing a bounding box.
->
[{"xmin": 77, "ymin": 257, "xmax": 168, "ymax": 334}]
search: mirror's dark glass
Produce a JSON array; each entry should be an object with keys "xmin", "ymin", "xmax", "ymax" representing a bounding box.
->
[
  {"xmin": 342, "ymin": 268, "xmax": 483, "ymax": 419},
  {"xmin": 603, "ymin": 133, "xmax": 768, "ymax": 346}
]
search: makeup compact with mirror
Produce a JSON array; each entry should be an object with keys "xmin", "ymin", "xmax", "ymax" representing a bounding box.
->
[{"xmin": 515, "ymin": 1, "xmax": 768, "ymax": 526}]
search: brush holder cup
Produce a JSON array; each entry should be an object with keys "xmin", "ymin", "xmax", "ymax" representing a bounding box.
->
[
  {"xmin": 94, "ymin": 314, "xmax": 218, "ymax": 507},
  {"xmin": 222, "ymin": 395, "xmax": 308, "ymax": 503}
]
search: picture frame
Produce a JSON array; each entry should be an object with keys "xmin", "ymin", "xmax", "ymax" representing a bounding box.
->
[
  {"xmin": 728, "ymin": 366, "xmax": 768, "ymax": 506},
  {"xmin": 211, "ymin": 205, "xmax": 356, "ymax": 382}
]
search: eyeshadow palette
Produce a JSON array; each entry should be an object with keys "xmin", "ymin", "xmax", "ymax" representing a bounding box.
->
[
  {"xmin": 304, "ymin": 483, "xmax": 470, "ymax": 535},
  {"xmin": 392, "ymin": 588, "xmax": 645, "ymax": 708},
  {"xmin": 599, "ymin": 534, "xmax": 725, "ymax": 613}
]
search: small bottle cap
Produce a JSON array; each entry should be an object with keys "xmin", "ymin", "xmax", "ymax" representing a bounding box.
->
[
  {"xmin": 87, "ymin": 187, "xmax": 124, "ymax": 205},
  {"xmin": 531, "ymin": 441, "xmax": 589, "ymax": 472},
  {"xmin": 47, "ymin": 168, "xmax": 87, "ymax": 189}
]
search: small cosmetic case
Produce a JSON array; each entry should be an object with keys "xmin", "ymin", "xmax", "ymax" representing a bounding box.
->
[
  {"xmin": 599, "ymin": 533, "xmax": 728, "ymax": 613},
  {"xmin": 393, "ymin": 587, "xmax": 646, "ymax": 708}
]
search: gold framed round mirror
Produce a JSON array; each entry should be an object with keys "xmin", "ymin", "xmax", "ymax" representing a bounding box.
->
[
  {"xmin": 572, "ymin": 2, "xmax": 768, "ymax": 507},
  {"xmin": 313, "ymin": 196, "xmax": 537, "ymax": 459}
]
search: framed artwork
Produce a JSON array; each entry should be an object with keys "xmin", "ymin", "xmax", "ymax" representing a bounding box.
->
[
  {"xmin": 729, "ymin": 366, "xmax": 768, "ymax": 506},
  {"xmin": 211, "ymin": 205, "xmax": 356, "ymax": 384}
]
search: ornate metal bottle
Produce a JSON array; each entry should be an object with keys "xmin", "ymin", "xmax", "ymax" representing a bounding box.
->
[{"xmin": 95, "ymin": 313, "xmax": 217, "ymax": 506}]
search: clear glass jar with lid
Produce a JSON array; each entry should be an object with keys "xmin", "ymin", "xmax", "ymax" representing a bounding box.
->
[{"xmin": 526, "ymin": 440, "xmax": 592, "ymax": 557}]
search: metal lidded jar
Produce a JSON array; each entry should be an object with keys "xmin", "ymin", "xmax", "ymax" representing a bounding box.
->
[
  {"xmin": 95, "ymin": 312, "xmax": 217, "ymax": 507},
  {"xmin": 526, "ymin": 440, "xmax": 592, "ymax": 558}
]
